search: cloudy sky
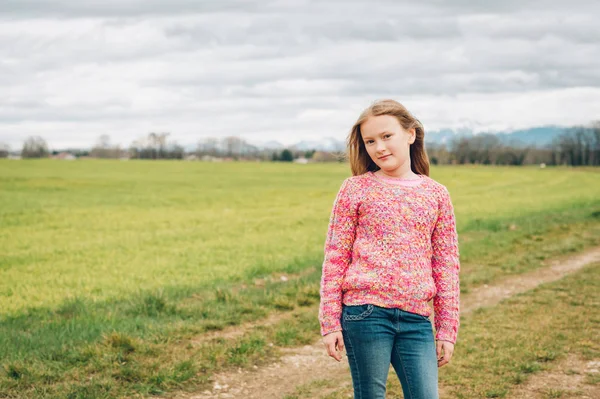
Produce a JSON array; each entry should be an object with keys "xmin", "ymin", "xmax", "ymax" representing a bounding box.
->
[{"xmin": 1, "ymin": 0, "xmax": 600, "ymax": 150}]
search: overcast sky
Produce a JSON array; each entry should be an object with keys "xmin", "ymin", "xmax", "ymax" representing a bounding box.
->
[{"xmin": 1, "ymin": 0, "xmax": 600, "ymax": 150}]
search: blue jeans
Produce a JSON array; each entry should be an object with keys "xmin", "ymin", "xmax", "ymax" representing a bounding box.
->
[{"xmin": 341, "ymin": 304, "xmax": 439, "ymax": 399}]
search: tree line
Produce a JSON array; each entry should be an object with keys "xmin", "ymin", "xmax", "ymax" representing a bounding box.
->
[
  {"xmin": 2, "ymin": 122, "xmax": 599, "ymax": 166},
  {"xmin": 426, "ymin": 122, "xmax": 599, "ymax": 166}
]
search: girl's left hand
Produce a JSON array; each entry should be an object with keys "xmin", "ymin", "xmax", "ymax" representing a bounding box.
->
[{"xmin": 436, "ymin": 340, "xmax": 454, "ymax": 367}]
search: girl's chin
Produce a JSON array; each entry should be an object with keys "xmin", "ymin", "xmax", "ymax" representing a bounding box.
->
[{"xmin": 378, "ymin": 162, "xmax": 397, "ymax": 170}]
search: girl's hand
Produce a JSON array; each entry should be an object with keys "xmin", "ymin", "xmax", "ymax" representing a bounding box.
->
[
  {"xmin": 322, "ymin": 331, "xmax": 345, "ymax": 362},
  {"xmin": 436, "ymin": 340, "xmax": 454, "ymax": 367}
]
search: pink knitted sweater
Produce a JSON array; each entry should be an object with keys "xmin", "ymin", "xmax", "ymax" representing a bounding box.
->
[{"xmin": 318, "ymin": 171, "xmax": 460, "ymax": 343}]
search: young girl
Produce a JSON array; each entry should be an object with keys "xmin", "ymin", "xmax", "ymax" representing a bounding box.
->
[{"xmin": 319, "ymin": 99, "xmax": 460, "ymax": 399}]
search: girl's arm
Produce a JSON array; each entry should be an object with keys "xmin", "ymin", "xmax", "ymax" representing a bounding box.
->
[
  {"xmin": 318, "ymin": 178, "xmax": 359, "ymax": 336},
  {"xmin": 431, "ymin": 186, "xmax": 460, "ymax": 344}
]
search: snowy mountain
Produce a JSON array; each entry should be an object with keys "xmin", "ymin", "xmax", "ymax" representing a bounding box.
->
[
  {"xmin": 254, "ymin": 140, "xmax": 286, "ymax": 150},
  {"xmin": 426, "ymin": 125, "xmax": 567, "ymax": 148},
  {"xmin": 496, "ymin": 126, "xmax": 566, "ymax": 147},
  {"xmin": 290, "ymin": 137, "xmax": 345, "ymax": 152},
  {"xmin": 245, "ymin": 137, "xmax": 345, "ymax": 152}
]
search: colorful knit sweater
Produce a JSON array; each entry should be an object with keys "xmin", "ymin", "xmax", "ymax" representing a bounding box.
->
[{"xmin": 318, "ymin": 171, "xmax": 460, "ymax": 344}]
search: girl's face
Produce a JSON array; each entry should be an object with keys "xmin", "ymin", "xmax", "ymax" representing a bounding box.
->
[{"xmin": 360, "ymin": 114, "xmax": 416, "ymax": 173}]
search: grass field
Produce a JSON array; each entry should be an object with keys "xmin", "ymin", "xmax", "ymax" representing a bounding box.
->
[{"xmin": 1, "ymin": 159, "xmax": 599, "ymax": 398}]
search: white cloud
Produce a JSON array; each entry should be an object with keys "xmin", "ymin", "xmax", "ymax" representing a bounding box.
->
[{"xmin": 1, "ymin": 0, "xmax": 599, "ymax": 150}]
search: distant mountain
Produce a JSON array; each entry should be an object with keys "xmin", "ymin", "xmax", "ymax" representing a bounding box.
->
[
  {"xmin": 247, "ymin": 137, "xmax": 345, "ymax": 152},
  {"xmin": 260, "ymin": 140, "xmax": 287, "ymax": 150},
  {"xmin": 238, "ymin": 139, "xmax": 284, "ymax": 150},
  {"xmin": 288, "ymin": 140, "xmax": 321, "ymax": 151},
  {"xmin": 426, "ymin": 129, "xmax": 473, "ymax": 145},
  {"xmin": 496, "ymin": 126, "xmax": 566, "ymax": 147},
  {"xmin": 290, "ymin": 137, "xmax": 345, "ymax": 152},
  {"xmin": 426, "ymin": 125, "xmax": 568, "ymax": 148}
]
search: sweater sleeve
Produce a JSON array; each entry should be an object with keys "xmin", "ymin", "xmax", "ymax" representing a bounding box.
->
[
  {"xmin": 318, "ymin": 178, "xmax": 359, "ymax": 336},
  {"xmin": 431, "ymin": 186, "xmax": 460, "ymax": 344}
]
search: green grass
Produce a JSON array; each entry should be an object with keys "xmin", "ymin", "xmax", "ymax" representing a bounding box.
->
[
  {"xmin": 1, "ymin": 160, "xmax": 599, "ymax": 398},
  {"xmin": 1, "ymin": 161, "xmax": 599, "ymax": 314}
]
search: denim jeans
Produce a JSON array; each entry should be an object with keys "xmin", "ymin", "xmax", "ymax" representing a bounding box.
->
[{"xmin": 341, "ymin": 304, "xmax": 439, "ymax": 399}]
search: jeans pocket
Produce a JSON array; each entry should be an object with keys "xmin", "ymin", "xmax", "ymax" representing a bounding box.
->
[
  {"xmin": 402, "ymin": 309, "xmax": 431, "ymax": 323},
  {"xmin": 420, "ymin": 314, "xmax": 432, "ymax": 322},
  {"xmin": 342, "ymin": 304, "xmax": 374, "ymax": 321},
  {"xmin": 414, "ymin": 312, "xmax": 432, "ymax": 323}
]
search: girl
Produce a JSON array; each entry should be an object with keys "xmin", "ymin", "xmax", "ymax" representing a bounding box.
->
[{"xmin": 318, "ymin": 99, "xmax": 460, "ymax": 399}]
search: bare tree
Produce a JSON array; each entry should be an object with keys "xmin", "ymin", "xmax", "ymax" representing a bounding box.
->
[
  {"xmin": 449, "ymin": 137, "xmax": 472, "ymax": 164},
  {"xmin": 223, "ymin": 136, "xmax": 243, "ymax": 157},
  {"xmin": 425, "ymin": 142, "xmax": 451, "ymax": 165},
  {"xmin": 129, "ymin": 132, "xmax": 182, "ymax": 159},
  {"xmin": 144, "ymin": 132, "xmax": 170, "ymax": 159},
  {"xmin": 90, "ymin": 134, "xmax": 122, "ymax": 158},
  {"xmin": 448, "ymin": 134, "xmax": 534, "ymax": 165},
  {"xmin": 165, "ymin": 141, "xmax": 184, "ymax": 159},
  {"xmin": 22, "ymin": 136, "xmax": 49, "ymax": 158},
  {"xmin": 591, "ymin": 121, "xmax": 600, "ymax": 165},
  {"xmin": 547, "ymin": 123, "xmax": 600, "ymax": 166},
  {"xmin": 197, "ymin": 137, "xmax": 220, "ymax": 157},
  {"xmin": 0, "ymin": 143, "xmax": 9, "ymax": 158}
]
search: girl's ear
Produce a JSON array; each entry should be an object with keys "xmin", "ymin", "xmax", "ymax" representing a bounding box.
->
[{"xmin": 408, "ymin": 128, "xmax": 416, "ymax": 145}]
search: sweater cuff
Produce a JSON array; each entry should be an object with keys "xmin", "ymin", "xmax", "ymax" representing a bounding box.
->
[
  {"xmin": 434, "ymin": 321, "xmax": 458, "ymax": 344},
  {"xmin": 320, "ymin": 319, "xmax": 343, "ymax": 336}
]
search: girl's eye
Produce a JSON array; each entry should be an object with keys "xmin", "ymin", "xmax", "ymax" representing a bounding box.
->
[{"xmin": 384, "ymin": 134, "xmax": 392, "ymax": 138}]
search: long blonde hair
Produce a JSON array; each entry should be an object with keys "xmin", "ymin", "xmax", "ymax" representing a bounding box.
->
[{"xmin": 347, "ymin": 99, "xmax": 430, "ymax": 177}]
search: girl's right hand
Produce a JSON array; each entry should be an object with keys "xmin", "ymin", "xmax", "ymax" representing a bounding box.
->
[{"xmin": 322, "ymin": 331, "xmax": 345, "ymax": 362}]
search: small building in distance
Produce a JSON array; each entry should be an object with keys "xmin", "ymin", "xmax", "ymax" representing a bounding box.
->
[
  {"xmin": 293, "ymin": 157, "xmax": 309, "ymax": 164},
  {"xmin": 53, "ymin": 152, "xmax": 76, "ymax": 160},
  {"xmin": 201, "ymin": 155, "xmax": 224, "ymax": 162}
]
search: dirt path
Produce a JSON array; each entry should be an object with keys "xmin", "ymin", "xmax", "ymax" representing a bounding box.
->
[
  {"xmin": 167, "ymin": 247, "xmax": 600, "ymax": 399},
  {"xmin": 462, "ymin": 247, "xmax": 600, "ymax": 314},
  {"xmin": 507, "ymin": 353, "xmax": 600, "ymax": 398}
]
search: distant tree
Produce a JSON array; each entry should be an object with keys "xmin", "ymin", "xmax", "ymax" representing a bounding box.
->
[
  {"xmin": 129, "ymin": 132, "xmax": 185, "ymax": 160},
  {"xmin": 312, "ymin": 151, "xmax": 338, "ymax": 162},
  {"xmin": 165, "ymin": 142, "xmax": 184, "ymax": 159},
  {"xmin": 304, "ymin": 149, "xmax": 316, "ymax": 159},
  {"xmin": 271, "ymin": 152, "xmax": 279, "ymax": 161},
  {"xmin": 280, "ymin": 149, "xmax": 293, "ymax": 162},
  {"xmin": 425, "ymin": 142, "xmax": 451, "ymax": 165},
  {"xmin": 0, "ymin": 143, "xmax": 9, "ymax": 158},
  {"xmin": 449, "ymin": 137, "xmax": 472, "ymax": 164},
  {"xmin": 22, "ymin": 136, "xmax": 49, "ymax": 158},
  {"xmin": 470, "ymin": 134, "xmax": 501, "ymax": 164},
  {"xmin": 550, "ymin": 124, "xmax": 600, "ymax": 166},
  {"xmin": 426, "ymin": 123, "xmax": 600, "ymax": 166},
  {"xmin": 592, "ymin": 121, "xmax": 600, "ymax": 165},
  {"xmin": 91, "ymin": 134, "xmax": 122, "ymax": 158},
  {"xmin": 224, "ymin": 136, "xmax": 243, "ymax": 157},
  {"xmin": 148, "ymin": 132, "xmax": 170, "ymax": 159},
  {"xmin": 73, "ymin": 149, "xmax": 90, "ymax": 157},
  {"xmin": 197, "ymin": 137, "xmax": 220, "ymax": 157}
]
